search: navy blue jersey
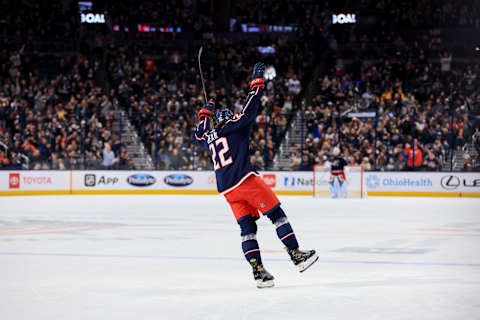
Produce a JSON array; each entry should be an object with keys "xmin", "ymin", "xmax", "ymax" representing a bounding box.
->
[
  {"xmin": 330, "ymin": 156, "xmax": 347, "ymax": 174},
  {"xmin": 195, "ymin": 86, "xmax": 263, "ymax": 194}
]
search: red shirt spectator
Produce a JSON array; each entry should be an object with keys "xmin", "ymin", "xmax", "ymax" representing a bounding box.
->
[
  {"xmin": 256, "ymin": 110, "xmax": 270, "ymax": 129},
  {"xmin": 144, "ymin": 59, "xmax": 155, "ymax": 73},
  {"xmin": 404, "ymin": 145, "xmax": 423, "ymax": 168},
  {"xmin": 0, "ymin": 151, "xmax": 10, "ymax": 167}
]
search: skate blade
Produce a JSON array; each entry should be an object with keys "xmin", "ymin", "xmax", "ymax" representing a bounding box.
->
[
  {"xmin": 298, "ymin": 254, "xmax": 319, "ymax": 273},
  {"xmin": 256, "ymin": 279, "xmax": 275, "ymax": 289}
]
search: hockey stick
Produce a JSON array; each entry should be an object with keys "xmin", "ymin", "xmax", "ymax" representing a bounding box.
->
[
  {"xmin": 198, "ymin": 46, "xmax": 208, "ymax": 104},
  {"xmin": 197, "ymin": 46, "xmax": 211, "ymax": 130}
]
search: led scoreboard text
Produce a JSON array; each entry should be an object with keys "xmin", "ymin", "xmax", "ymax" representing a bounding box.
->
[
  {"xmin": 332, "ymin": 13, "xmax": 357, "ymax": 24},
  {"xmin": 81, "ymin": 13, "xmax": 106, "ymax": 24}
]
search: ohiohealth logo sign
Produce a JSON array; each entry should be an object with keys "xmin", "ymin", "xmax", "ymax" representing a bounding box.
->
[{"xmin": 365, "ymin": 173, "xmax": 432, "ymax": 190}]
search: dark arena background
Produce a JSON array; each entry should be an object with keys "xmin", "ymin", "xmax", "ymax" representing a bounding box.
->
[{"xmin": 0, "ymin": 1, "xmax": 479, "ymax": 319}]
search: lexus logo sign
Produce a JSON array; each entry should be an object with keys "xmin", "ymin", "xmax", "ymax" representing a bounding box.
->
[
  {"xmin": 440, "ymin": 175, "xmax": 480, "ymax": 190},
  {"xmin": 440, "ymin": 175, "xmax": 460, "ymax": 189}
]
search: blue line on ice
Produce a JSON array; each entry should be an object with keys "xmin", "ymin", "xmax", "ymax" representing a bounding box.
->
[{"xmin": 0, "ymin": 251, "xmax": 479, "ymax": 267}]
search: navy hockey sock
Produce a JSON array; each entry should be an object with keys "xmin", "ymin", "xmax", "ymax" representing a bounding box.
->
[
  {"xmin": 266, "ymin": 207, "xmax": 299, "ymax": 250},
  {"xmin": 242, "ymin": 236, "xmax": 262, "ymax": 265},
  {"xmin": 239, "ymin": 216, "xmax": 263, "ymax": 265}
]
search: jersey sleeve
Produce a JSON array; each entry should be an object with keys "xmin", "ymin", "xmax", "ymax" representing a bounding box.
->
[
  {"xmin": 193, "ymin": 119, "xmax": 210, "ymax": 150},
  {"xmin": 218, "ymin": 86, "xmax": 263, "ymax": 136}
]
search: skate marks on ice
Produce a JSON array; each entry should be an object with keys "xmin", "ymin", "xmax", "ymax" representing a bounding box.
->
[
  {"xmin": 334, "ymin": 247, "xmax": 432, "ymax": 254},
  {"xmin": 0, "ymin": 219, "xmax": 122, "ymax": 236},
  {"xmin": 1, "ymin": 251, "xmax": 480, "ymax": 267},
  {"xmin": 0, "ymin": 195, "xmax": 480, "ymax": 320}
]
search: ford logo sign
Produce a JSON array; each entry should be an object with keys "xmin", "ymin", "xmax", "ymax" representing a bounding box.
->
[
  {"xmin": 164, "ymin": 174, "xmax": 193, "ymax": 187},
  {"xmin": 127, "ymin": 174, "xmax": 156, "ymax": 187}
]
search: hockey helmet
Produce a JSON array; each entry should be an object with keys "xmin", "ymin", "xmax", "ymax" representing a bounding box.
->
[{"xmin": 216, "ymin": 109, "xmax": 234, "ymax": 123}]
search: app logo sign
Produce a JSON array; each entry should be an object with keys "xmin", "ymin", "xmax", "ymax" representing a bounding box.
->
[
  {"xmin": 440, "ymin": 175, "xmax": 480, "ymax": 190},
  {"xmin": 164, "ymin": 174, "xmax": 193, "ymax": 187},
  {"xmin": 85, "ymin": 174, "xmax": 96, "ymax": 187},
  {"xmin": 85, "ymin": 174, "xmax": 119, "ymax": 187},
  {"xmin": 9, "ymin": 173, "xmax": 20, "ymax": 189},
  {"xmin": 127, "ymin": 174, "xmax": 156, "ymax": 187},
  {"xmin": 366, "ymin": 175, "xmax": 380, "ymax": 189},
  {"xmin": 262, "ymin": 174, "xmax": 276, "ymax": 188}
]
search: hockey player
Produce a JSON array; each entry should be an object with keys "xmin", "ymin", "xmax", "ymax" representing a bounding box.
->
[
  {"xmin": 194, "ymin": 62, "xmax": 318, "ymax": 288},
  {"xmin": 328, "ymin": 147, "xmax": 348, "ymax": 198}
]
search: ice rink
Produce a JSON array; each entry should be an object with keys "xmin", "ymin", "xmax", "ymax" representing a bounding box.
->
[{"xmin": 0, "ymin": 195, "xmax": 479, "ymax": 320}]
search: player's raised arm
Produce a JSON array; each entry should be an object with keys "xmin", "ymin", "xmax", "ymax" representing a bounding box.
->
[
  {"xmin": 218, "ymin": 62, "xmax": 265, "ymax": 135},
  {"xmin": 198, "ymin": 98, "xmax": 216, "ymax": 130},
  {"xmin": 193, "ymin": 99, "xmax": 216, "ymax": 150}
]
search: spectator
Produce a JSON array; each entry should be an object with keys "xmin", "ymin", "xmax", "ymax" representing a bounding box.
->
[
  {"xmin": 251, "ymin": 150, "xmax": 265, "ymax": 171},
  {"xmin": 287, "ymin": 74, "xmax": 301, "ymax": 96},
  {"xmin": 464, "ymin": 154, "xmax": 473, "ymax": 171},
  {"xmin": 440, "ymin": 51, "xmax": 452, "ymax": 73},
  {"xmin": 102, "ymin": 143, "xmax": 117, "ymax": 169}
]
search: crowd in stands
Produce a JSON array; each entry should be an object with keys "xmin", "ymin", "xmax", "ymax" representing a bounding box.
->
[
  {"xmin": 0, "ymin": 49, "xmax": 133, "ymax": 170},
  {"xmin": 0, "ymin": 1, "xmax": 79, "ymax": 41},
  {"xmin": 358, "ymin": 0, "xmax": 480, "ymax": 28},
  {"xmin": 105, "ymin": 0, "xmax": 219, "ymax": 33},
  {"xmin": 290, "ymin": 28, "xmax": 479, "ymax": 171},
  {"xmin": 109, "ymin": 33, "xmax": 311, "ymax": 170},
  {"xmin": 1, "ymin": 0, "xmax": 479, "ymax": 172},
  {"xmin": 0, "ymin": 22, "xmax": 313, "ymax": 170}
]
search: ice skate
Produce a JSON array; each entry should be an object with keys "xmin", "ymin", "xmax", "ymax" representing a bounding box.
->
[
  {"xmin": 286, "ymin": 248, "xmax": 319, "ymax": 272},
  {"xmin": 250, "ymin": 259, "xmax": 274, "ymax": 288}
]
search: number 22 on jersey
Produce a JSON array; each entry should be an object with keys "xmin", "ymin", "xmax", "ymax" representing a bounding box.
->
[{"xmin": 209, "ymin": 137, "xmax": 233, "ymax": 170}]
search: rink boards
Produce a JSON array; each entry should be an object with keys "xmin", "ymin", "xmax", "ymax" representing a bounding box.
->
[{"xmin": 0, "ymin": 170, "xmax": 479, "ymax": 197}]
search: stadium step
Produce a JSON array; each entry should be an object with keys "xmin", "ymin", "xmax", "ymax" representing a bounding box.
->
[
  {"xmin": 112, "ymin": 110, "xmax": 154, "ymax": 170},
  {"xmin": 273, "ymin": 110, "xmax": 305, "ymax": 170}
]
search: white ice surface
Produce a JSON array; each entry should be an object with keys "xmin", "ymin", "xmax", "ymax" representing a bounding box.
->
[{"xmin": 0, "ymin": 195, "xmax": 479, "ymax": 320}]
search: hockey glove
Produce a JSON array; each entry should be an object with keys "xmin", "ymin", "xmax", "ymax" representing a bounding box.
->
[
  {"xmin": 198, "ymin": 98, "xmax": 216, "ymax": 121},
  {"xmin": 250, "ymin": 62, "xmax": 266, "ymax": 89}
]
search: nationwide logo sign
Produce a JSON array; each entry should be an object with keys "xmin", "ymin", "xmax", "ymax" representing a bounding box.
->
[
  {"xmin": 283, "ymin": 176, "xmax": 326, "ymax": 187},
  {"xmin": 164, "ymin": 174, "xmax": 193, "ymax": 187},
  {"xmin": 440, "ymin": 175, "xmax": 480, "ymax": 190},
  {"xmin": 127, "ymin": 174, "xmax": 156, "ymax": 187}
]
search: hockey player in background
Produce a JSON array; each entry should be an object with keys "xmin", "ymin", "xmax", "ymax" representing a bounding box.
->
[
  {"xmin": 328, "ymin": 147, "xmax": 348, "ymax": 198},
  {"xmin": 194, "ymin": 62, "xmax": 318, "ymax": 288}
]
